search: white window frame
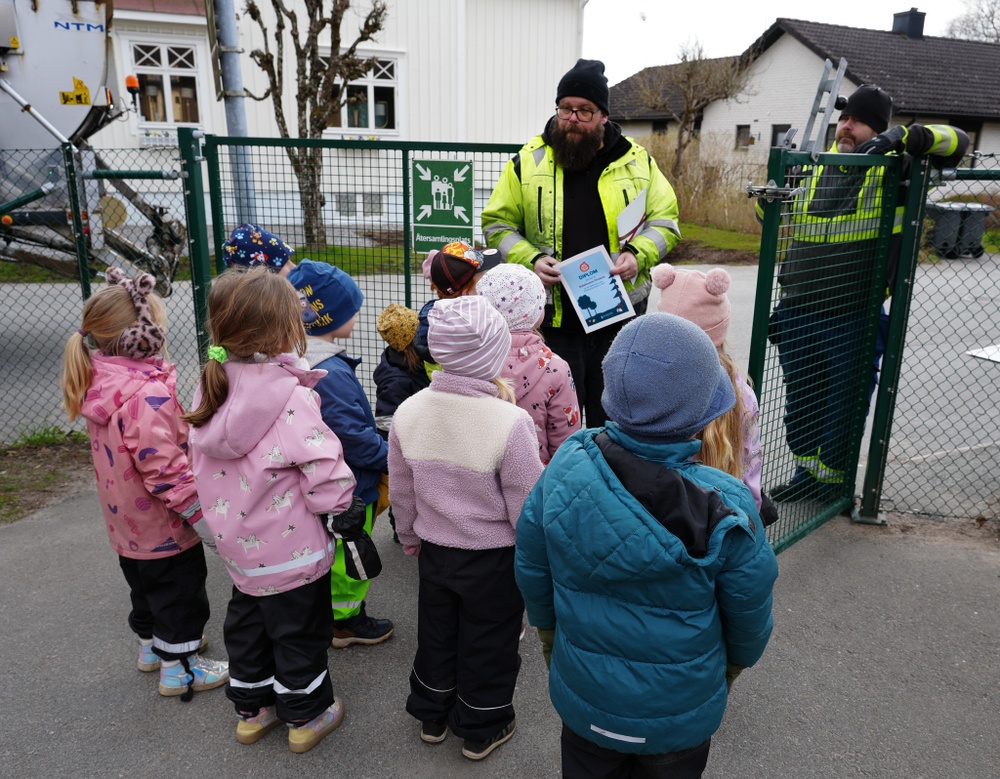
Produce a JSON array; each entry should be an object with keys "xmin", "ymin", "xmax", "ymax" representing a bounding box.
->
[
  {"xmin": 117, "ymin": 29, "xmax": 212, "ymax": 140},
  {"xmin": 322, "ymin": 49, "xmax": 405, "ymax": 139}
]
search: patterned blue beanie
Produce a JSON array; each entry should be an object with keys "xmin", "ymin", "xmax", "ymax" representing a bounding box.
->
[
  {"xmin": 287, "ymin": 259, "xmax": 363, "ymax": 336},
  {"xmin": 601, "ymin": 313, "xmax": 735, "ymax": 443},
  {"xmin": 222, "ymin": 223, "xmax": 293, "ymax": 270}
]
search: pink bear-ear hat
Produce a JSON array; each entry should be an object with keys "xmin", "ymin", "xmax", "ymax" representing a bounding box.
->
[
  {"xmin": 651, "ymin": 263, "xmax": 676, "ymax": 290},
  {"xmin": 704, "ymin": 267, "xmax": 731, "ymax": 297}
]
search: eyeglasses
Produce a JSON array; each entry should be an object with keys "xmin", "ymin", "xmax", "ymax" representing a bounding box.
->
[{"xmin": 556, "ymin": 106, "xmax": 597, "ymax": 123}]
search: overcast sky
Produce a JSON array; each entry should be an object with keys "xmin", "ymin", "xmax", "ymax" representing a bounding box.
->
[{"xmin": 581, "ymin": 1, "xmax": 965, "ymax": 86}]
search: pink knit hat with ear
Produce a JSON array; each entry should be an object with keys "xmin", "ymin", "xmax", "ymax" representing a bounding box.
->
[{"xmin": 651, "ymin": 264, "xmax": 731, "ymax": 346}]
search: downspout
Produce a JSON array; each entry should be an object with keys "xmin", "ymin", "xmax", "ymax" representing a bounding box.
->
[{"xmin": 578, "ymin": 0, "xmax": 589, "ymax": 57}]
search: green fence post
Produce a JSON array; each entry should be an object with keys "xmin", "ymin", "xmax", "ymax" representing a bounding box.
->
[
  {"xmin": 857, "ymin": 158, "xmax": 932, "ymax": 522},
  {"xmin": 61, "ymin": 143, "xmax": 91, "ymax": 301},
  {"xmin": 178, "ymin": 127, "xmax": 213, "ymax": 362},
  {"xmin": 746, "ymin": 147, "xmax": 787, "ymax": 398},
  {"xmin": 203, "ymin": 137, "xmax": 229, "ymax": 274},
  {"xmin": 402, "ymin": 148, "xmax": 412, "ymax": 308}
]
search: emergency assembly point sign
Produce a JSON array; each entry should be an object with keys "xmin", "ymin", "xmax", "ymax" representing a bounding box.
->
[{"xmin": 411, "ymin": 159, "xmax": 474, "ymax": 253}]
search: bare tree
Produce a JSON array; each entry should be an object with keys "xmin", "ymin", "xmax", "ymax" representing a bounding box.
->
[
  {"xmin": 245, "ymin": 0, "xmax": 388, "ymax": 247},
  {"xmin": 633, "ymin": 41, "xmax": 753, "ymax": 177},
  {"xmin": 946, "ymin": 0, "xmax": 1000, "ymax": 43}
]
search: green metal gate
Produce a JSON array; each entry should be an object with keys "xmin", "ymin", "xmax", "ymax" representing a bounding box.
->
[{"xmin": 749, "ymin": 147, "xmax": 925, "ymax": 552}]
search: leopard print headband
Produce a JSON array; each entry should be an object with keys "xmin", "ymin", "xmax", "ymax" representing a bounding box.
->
[{"xmin": 105, "ymin": 267, "xmax": 166, "ymax": 358}]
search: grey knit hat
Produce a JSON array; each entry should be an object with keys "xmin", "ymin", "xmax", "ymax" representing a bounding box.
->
[{"xmin": 601, "ymin": 313, "xmax": 735, "ymax": 443}]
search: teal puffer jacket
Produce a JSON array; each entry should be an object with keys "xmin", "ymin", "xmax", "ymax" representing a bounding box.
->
[{"xmin": 514, "ymin": 424, "xmax": 778, "ymax": 754}]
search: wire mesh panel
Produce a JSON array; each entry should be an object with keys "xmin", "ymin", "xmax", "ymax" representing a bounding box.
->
[
  {"xmin": 0, "ymin": 146, "xmax": 191, "ymax": 444},
  {"xmin": 202, "ymin": 137, "xmax": 518, "ymax": 404},
  {"xmin": 881, "ymin": 153, "xmax": 1000, "ymax": 519},
  {"xmin": 752, "ymin": 149, "xmax": 896, "ymax": 552}
]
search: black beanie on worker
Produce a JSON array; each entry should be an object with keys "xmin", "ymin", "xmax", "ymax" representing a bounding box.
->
[
  {"xmin": 556, "ymin": 59, "xmax": 610, "ymax": 115},
  {"xmin": 840, "ymin": 85, "xmax": 893, "ymax": 134}
]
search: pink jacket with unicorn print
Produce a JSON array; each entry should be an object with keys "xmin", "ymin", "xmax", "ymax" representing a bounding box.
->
[{"xmin": 189, "ymin": 356, "xmax": 357, "ymax": 596}]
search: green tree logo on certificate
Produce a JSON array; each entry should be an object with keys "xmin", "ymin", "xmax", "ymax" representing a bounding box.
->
[{"xmin": 557, "ymin": 246, "xmax": 635, "ymax": 333}]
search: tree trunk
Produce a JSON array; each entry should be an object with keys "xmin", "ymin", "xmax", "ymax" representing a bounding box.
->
[{"xmin": 288, "ymin": 146, "xmax": 327, "ymax": 249}]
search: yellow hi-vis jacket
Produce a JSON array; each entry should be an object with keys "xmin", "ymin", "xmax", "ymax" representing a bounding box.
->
[
  {"xmin": 758, "ymin": 125, "xmax": 968, "ymax": 313},
  {"xmin": 482, "ymin": 133, "xmax": 681, "ymax": 327}
]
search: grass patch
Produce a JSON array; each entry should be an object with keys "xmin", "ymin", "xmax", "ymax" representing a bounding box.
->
[
  {"xmin": 678, "ymin": 223, "xmax": 760, "ymax": 253},
  {"xmin": 1, "ymin": 427, "xmax": 93, "ymax": 524}
]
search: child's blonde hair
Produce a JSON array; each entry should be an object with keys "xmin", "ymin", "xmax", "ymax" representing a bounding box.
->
[
  {"xmin": 697, "ymin": 347, "xmax": 750, "ymax": 479},
  {"xmin": 62, "ymin": 284, "xmax": 167, "ymax": 421},
  {"xmin": 185, "ymin": 267, "xmax": 306, "ymax": 428}
]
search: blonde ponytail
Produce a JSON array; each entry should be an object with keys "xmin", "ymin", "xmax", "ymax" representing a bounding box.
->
[{"xmin": 61, "ymin": 332, "xmax": 94, "ymax": 421}]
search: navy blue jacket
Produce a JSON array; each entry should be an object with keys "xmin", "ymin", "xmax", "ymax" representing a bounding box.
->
[
  {"xmin": 373, "ymin": 346, "xmax": 429, "ymax": 418},
  {"xmin": 311, "ymin": 350, "xmax": 387, "ymax": 506}
]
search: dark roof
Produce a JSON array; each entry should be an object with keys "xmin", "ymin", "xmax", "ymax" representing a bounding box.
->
[
  {"xmin": 747, "ymin": 18, "xmax": 1000, "ymax": 121},
  {"xmin": 612, "ymin": 17, "xmax": 1000, "ymax": 124},
  {"xmin": 609, "ymin": 59, "xmax": 738, "ymax": 122}
]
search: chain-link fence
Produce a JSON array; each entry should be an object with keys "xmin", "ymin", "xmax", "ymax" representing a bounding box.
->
[
  {"xmin": 751, "ymin": 148, "xmax": 902, "ymax": 551},
  {"xmin": 0, "ymin": 145, "xmax": 192, "ymax": 443},
  {"xmin": 879, "ymin": 153, "xmax": 1000, "ymax": 520},
  {"xmin": 200, "ymin": 137, "xmax": 519, "ymax": 404},
  {"xmin": 753, "ymin": 147, "xmax": 1000, "ymax": 550}
]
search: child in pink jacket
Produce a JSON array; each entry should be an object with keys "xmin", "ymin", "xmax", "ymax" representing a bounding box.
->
[
  {"xmin": 62, "ymin": 267, "xmax": 229, "ymax": 701},
  {"xmin": 478, "ymin": 263, "xmax": 580, "ymax": 464},
  {"xmin": 186, "ymin": 267, "xmax": 360, "ymax": 754}
]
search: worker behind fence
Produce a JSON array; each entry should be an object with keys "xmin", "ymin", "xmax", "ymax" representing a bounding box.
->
[{"xmin": 760, "ymin": 84, "xmax": 969, "ymax": 503}]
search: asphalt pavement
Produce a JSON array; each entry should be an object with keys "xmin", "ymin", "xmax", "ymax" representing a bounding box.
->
[{"xmin": 1, "ymin": 488, "xmax": 997, "ymax": 778}]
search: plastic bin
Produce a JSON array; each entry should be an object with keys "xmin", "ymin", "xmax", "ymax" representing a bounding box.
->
[{"xmin": 925, "ymin": 201, "xmax": 995, "ymax": 259}]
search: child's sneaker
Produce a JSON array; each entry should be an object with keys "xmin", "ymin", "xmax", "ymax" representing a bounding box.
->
[
  {"xmin": 236, "ymin": 705, "xmax": 282, "ymax": 745},
  {"xmin": 158, "ymin": 654, "xmax": 229, "ymax": 697},
  {"xmin": 287, "ymin": 699, "xmax": 345, "ymax": 754},
  {"xmin": 137, "ymin": 635, "xmax": 208, "ymax": 672},
  {"xmin": 420, "ymin": 718, "xmax": 448, "ymax": 744},
  {"xmin": 462, "ymin": 719, "xmax": 516, "ymax": 761},
  {"xmin": 331, "ymin": 605, "xmax": 394, "ymax": 648}
]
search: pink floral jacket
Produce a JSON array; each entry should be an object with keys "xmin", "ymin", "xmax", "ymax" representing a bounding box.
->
[{"xmin": 80, "ymin": 354, "xmax": 201, "ymax": 559}]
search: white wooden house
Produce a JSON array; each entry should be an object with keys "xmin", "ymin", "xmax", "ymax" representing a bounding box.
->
[
  {"xmin": 611, "ymin": 9, "xmax": 1000, "ymax": 161},
  {"xmin": 92, "ymin": 0, "xmax": 585, "ymax": 149}
]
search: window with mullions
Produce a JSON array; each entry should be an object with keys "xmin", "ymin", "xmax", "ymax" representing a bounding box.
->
[
  {"xmin": 326, "ymin": 58, "xmax": 397, "ymax": 132},
  {"xmin": 131, "ymin": 42, "xmax": 200, "ymax": 124}
]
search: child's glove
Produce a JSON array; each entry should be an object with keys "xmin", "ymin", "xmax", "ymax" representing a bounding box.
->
[
  {"xmin": 321, "ymin": 496, "xmax": 366, "ymax": 537},
  {"xmin": 320, "ymin": 497, "xmax": 382, "ymax": 581},
  {"xmin": 403, "ymin": 542, "xmax": 421, "ymax": 557},
  {"xmin": 536, "ymin": 627, "xmax": 555, "ymax": 669},
  {"xmin": 726, "ymin": 662, "xmax": 746, "ymax": 690},
  {"xmin": 180, "ymin": 503, "xmax": 218, "ymax": 555}
]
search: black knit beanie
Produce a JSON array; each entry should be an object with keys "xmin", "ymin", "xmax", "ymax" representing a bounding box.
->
[
  {"xmin": 840, "ymin": 85, "xmax": 892, "ymax": 134},
  {"xmin": 556, "ymin": 59, "xmax": 610, "ymax": 115}
]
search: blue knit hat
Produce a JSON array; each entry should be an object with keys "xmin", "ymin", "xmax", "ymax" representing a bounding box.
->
[
  {"xmin": 601, "ymin": 313, "xmax": 735, "ymax": 443},
  {"xmin": 287, "ymin": 259, "xmax": 363, "ymax": 336},
  {"xmin": 221, "ymin": 223, "xmax": 294, "ymax": 271}
]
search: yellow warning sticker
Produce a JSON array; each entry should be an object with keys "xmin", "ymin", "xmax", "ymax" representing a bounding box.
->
[{"xmin": 59, "ymin": 77, "xmax": 91, "ymax": 106}]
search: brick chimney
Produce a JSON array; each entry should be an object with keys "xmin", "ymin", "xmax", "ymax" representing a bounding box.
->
[{"xmin": 892, "ymin": 7, "xmax": 926, "ymax": 39}]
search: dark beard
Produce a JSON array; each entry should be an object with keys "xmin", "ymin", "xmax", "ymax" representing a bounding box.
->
[{"xmin": 550, "ymin": 122, "xmax": 605, "ymax": 172}]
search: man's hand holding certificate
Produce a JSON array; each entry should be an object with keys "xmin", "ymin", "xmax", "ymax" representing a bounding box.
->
[{"xmin": 556, "ymin": 246, "xmax": 635, "ymax": 334}]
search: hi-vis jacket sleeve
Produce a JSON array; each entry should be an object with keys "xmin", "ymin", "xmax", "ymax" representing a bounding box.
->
[{"xmin": 481, "ymin": 156, "xmax": 545, "ymax": 269}]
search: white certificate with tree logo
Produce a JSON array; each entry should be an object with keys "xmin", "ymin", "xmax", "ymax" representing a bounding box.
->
[{"xmin": 556, "ymin": 246, "xmax": 636, "ymax": 334}]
